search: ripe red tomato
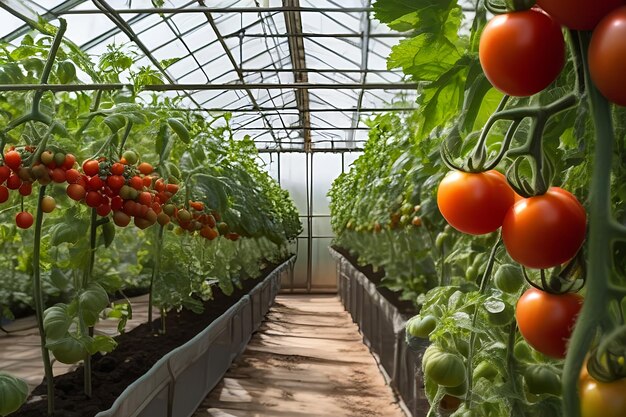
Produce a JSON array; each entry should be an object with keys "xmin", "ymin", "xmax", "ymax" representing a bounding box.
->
[
  {"xmin": 580, "ymin": 374, "xmax": 626, "ymax": 417},
  {"xmin": 502, "ymin": 187, "xmax": 586, "ymax": 269},
  {"xmin": 63, "ymin": 153, "xmax": 76, "ymax": 170},
  {"xmin": 138, "ymin": 192, "xmax": 153, "ymax": 206},
  {"xmin": 166, "ymin": 183, "xmax": 179, "ymax": 194},
  {"xmin": 66, "ymin": 184, "xmax": 86, "ymax": 201},
  {"xmin": 88, "ymin": 176, "xmax": 104, "ymax": 191},
  {"xmin": 0, "ymin": 185, "xmax": 8, "ymax": 203},
  {"xmin": 106, "ymin": 175, "xmax": 125, "ymax": 190},
  {"xmin": 96, "ymin": 203, "xmax": 111, "ymax": 217},
  {"xmin": 0, "ymin": 165, "xmax": 11, "ymax": 183},
  {"xmin": 437, "ymin": 170, "xmax": 516, "ymax": 235},
  {"xmin": 18, "ymin": 182, "xmax": 32, "ymax": 196},
  {"xmin": 536, "ymin": 0, "xmax": 623, "ymax": 30},
  {"xmin": 15, "ymin": 211, "xmax": 34, "ymax": 229},
  {"xmin": 129, "ymin": 176, "xmax": 143, "ymax": 190},
  {"xmin": 113, "ymin": 211, "xmax": 131, "ymax": 227},
  {"xmin": 138, "ymin": 162, "xmax": 153, "ymax": 175},
  {"xmin": 154, "ymin": 178, "xmax": 165, "ymax": 192},
  {"xmin": 85, "ymin": 191, "xmax": 102, "ymax": 208},
  {"xmin": 110, "ymin": 162, "xmax": 125, "ymax": 175},
  {"xmin": 479, "ymin": 9, "xmax": 565, "ymax": 96},
  {"xmin": 516, "ymin": 288, "xmax": 583, "ymax": 358},
  {"xmin": 50, "ymin": 168, "xmax": 66, "ymax": 183},
  {"xmin": 41, "ymin": 196, "xmax": 56, "ymax": 213},
  {"xmin": 65, "ymin": 169, "xmax": 81, "ymax": 184},
  {"xmin": 82, "ymin": 160, "xmax": 100, "ymax": 177},
  {"xmin": 589, "ymin": 6, "xmax": 626, "ymax": 106},
  {"xmin": 4, "ymin": 151, "xmax": 22, "ymax": 170},
  {"xmin": 111, "ymin": 196, "xmax": 124, "ymax": 211},
  {"xmin": 6, "ymin": 174, "xmax": 22, "ymax": 190}
]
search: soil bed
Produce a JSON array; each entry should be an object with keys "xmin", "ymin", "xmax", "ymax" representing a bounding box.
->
[
  {"xmin": 14, "ymin": 261, "xmax": 281, "ymax": 417},
  {"xmin": 332, "ymin": 246, "xmax": 417, "ymax": 317}
]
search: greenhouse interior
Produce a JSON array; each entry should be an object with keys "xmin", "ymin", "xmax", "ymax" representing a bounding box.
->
[{"xmin": 0, "ymin": 0, "xmax": 624, "ymax": 416}]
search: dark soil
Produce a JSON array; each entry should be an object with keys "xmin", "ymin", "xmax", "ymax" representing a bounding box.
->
[
  {"xmin": 332, "ymin": 246, "xmax": 417, "ymax": 317},
  {"xmin": 14, "ymin": 261, "xmax": 283, "ymax": 417}
]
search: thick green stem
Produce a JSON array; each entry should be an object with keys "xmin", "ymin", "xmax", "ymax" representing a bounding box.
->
[
  {"xmin": 506, "ymin": 323, "xmax": 525, "ymax": 417},
  {"xmin": 33, "ymin": 185, "xmax": 55, "ymax": 416},
  {"xmin": 562, "ymin": 32, "xmax": 613, "ymax": 417},
  {"xmin": 466, "ymin": 235, "xmax": 501, "ymax": 408},
  {"xmin": 82, "ymin": 208, "xmax": 97, "ymax": 398},
  {"xmin": 148, "ymin": 225, "xmax": 165, "ymax": 330}
]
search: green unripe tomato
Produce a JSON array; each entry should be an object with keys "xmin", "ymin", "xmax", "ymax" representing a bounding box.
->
[
  {"xmin": 494, "ymin": 264, "xmax": 525, "ymax": 294},
  {"xmin": 0, "ymin": 373, "xmax": 28, "ymax": 416},
  {"xmin": 465, "ymin": 266, "xmax": 478, "ymax": 282},
  {"xmin": 514, "ymin": 340, "xmax": 534, "ymax": 362},
  {"xmin": 407, "ymin": 314, "xmax": 437, "ymax": 338},
  {"xmin": 472, "ymin": 360, "xmax": 499, "ymax": 381},
  {"xmin": 53, "ymin": 152, "xmax": 66, "ymax": 166},
  {"xmin": 524, "ymin": 365, "xmax": 561, "ymax": 396},
  {"xmin": 423, "ymin": 345, "xmax": 467, "ymax": 387},
  {"xmin": 122, "ymin": 150, "xmax": 139, "ymax": 165},
  {"xmin": 487, "ymin": 301, "xmax": 515, "ymax": 326},
  {"xmin": 445, "ymin": 378, "xmax": 468, "ymax": 397}
]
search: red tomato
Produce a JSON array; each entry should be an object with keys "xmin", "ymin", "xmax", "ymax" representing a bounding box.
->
[
  {"xmin": 6, "ymin": 174, "xmax": 22, "ymax": 190},
  {"xmin": 437, "ymin": 170, "xmax": 516, "ymax": 235},
  {"xmin": 580, "ymin": 374, "xmax": 626, "ymax": 417},
  {"xmin": 129, "ymin": 176, "xmax": 143, "ymax": 190},
  {"xmin": 66, "ymin": 184, "xmax": 86, "ymax": 201},
  {"xmin": 110, "ymin": 162, "xmax": 125, "ymax": 175},
  {"xmin": 138, "ymin": 192, "xmax": 153, "ymax": 206},
  {"xmin": 536, "ymin": 0, "xmax": 623, "ymax": 30},
  {"xmin": 0, "ymin": 165, "xmax": 11, "ymax": 183},
  {"xmin": 113, "ymin": 211, "xmax": 131, "ymax": 227},
  {"xmin": 15, "ymin": 211, "xmax": 34, "ymax": 229},
  {"xmin": 4, "ymin": 151, "xmax": 21, "ymax": 170},
  {"xmin": 0, "ymin": 185, "xmax": 8, "ymax": 203},
  {"xmin": 65, "ymin": 169, "xmax": 81, "ymax": 184},
  {"xmin": 88, "ymin": 176, "xmax": 104, "ymax": 191},
  {"xmin": 18, "ymin": 182, "xmax": 32, "ymax": 196},
  {"xmin": 97, "ymin": 203, "xmax": 111, "ymax": 217},
  {"xmin": 111, "ymin": 196, "xmax": 124, "ymax": 211},
  {"xmin": 479, "ymin": 9, "xmax": 565, "ymax": 96},
  {"xmin": 106, "ymin": 175, "xmax": 125, "ymax": 190},
  {"xmin": 138, "ymin": 162, "xmax": 153, "ymax": 175},
  {"xmin": 166, "ymin": 183, "xmax": 179, "ymax": 194},
  {"xmin": 82, "ymin": 160, "xmax": 100, "ymax": 177},
  {"xmin": 85, "ymin": 191, "xmax": 102, "ymax": 208},
  {"xmin": 502, "ymin": 187, "xmax": 586, "ymax": 269},
  {"xmin": 589, "ymin": 6, "xmax": 626, "ymax": 106},
  {"xmin": 142, "ymin": 176, "xmax": 153, "ymax": 188},
  {"xmin": 190, "ymin": 201, "xmax": 205, "ymax": 211},
  {"xmin": 516, "ymin": 288, "xmax": 583, "ymax": 358},
  {"xmin": 50, "ymin": 168, "xmax": 66, "ymax": 183},
  {"xmin": 63, "ymin": 154, "xmax": 76, "ymax": 170},
  {"xmin": 154, "ymin": 178, "xmax": 165, "ymax": 192}
]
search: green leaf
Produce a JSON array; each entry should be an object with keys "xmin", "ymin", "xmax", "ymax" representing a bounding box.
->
[
  {"xmin": 103, "ymin": 114, "xmax": 127, "ymax": 133},
  {"xmin": 160, "ymin": 57, "xmax": 181, "ymax": 69},
  {"xmin": 43, "ymin": 304, "xmax": 72, "ymax": 340},
  {"xmin": 86, "ymin": 335, "xmax": 118, "ymax": 355}
]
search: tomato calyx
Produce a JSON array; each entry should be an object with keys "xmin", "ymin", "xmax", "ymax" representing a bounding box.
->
[
  {"xmin": 521, "ymin": 252, "xmax": 586, "ymax": 295},
  {"xmin": 484, "ymin": 0, "xmax": 536, "ymax": 14},
  {"xmin": 586, "ymin": 330, "xmax": 626, "ymax": 383}
]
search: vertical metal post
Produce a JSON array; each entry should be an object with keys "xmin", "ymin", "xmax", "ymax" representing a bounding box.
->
[{"xmin": 306, "ymin": 152, "xmax": 313, "ymax": 292}]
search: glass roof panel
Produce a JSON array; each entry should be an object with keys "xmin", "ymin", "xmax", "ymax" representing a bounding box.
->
[{"xmin": 0, "ymin": 0, "xmax": 421, "ymax": 151}]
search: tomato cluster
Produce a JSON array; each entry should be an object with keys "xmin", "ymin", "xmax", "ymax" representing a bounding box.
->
[
  {"xmin": 0, "ymin": 146, "xmax": 76, "ymax": 228},
  {"xmin": 479, "ymin": 2, "xmax": 626, "ymax": 106},
  {"xmin": 0, "ymin": 147, "xmax": 236, "ymax": 241}
]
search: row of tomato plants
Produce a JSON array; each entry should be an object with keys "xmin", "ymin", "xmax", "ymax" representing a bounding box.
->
[
  {"xmin": 0, "ymin": 19, "xmax": 301, "ymax": 417},
  {"xmin": 330, "ymin": 1, "xmax": 625, "ymax": 416}
]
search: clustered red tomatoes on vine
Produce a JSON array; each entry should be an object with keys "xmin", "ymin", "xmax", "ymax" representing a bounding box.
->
[{"xmin": 0, "ymin": 146, "xmax": 237, "ymax": 241}]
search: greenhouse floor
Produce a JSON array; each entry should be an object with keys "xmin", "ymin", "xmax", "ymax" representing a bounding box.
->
[
  {"xmin": 193, "ymin": 295, "xmax": 406, "ymax": 417},
  {"xmin": 0, "ymin": 294, "xmax": 157, "ymax": 392}
]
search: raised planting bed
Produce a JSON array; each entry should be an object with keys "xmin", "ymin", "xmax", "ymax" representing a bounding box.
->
[
  {"xmin": 15, "ymin": 257, "xmax": 294, "ymax": 417},
  {"xmin": 329, "ymin": 247, "xmax": 429, "ymax": 417}
]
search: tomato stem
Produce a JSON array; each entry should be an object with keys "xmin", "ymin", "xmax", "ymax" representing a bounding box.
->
[
  {"xmin": 148, "ymin": 225, "xmax": 164, "ymax": 331},
  {"xmin": 562, "ymin": 31, "xmax": 614, "ymax": 417},
  {"xmin": 466, "ymin": 234, "xmax": 501, "ymax": 408},
  {"xmin": 32, "ymin": 185, "xmax": 55, "ymax": 416},
  {"xmin": 506, "ymin": 322, "xmax": 525, "ymax": 417}
]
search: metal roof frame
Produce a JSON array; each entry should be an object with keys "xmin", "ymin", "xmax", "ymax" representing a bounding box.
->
[{"xmin": 0, "ymin": 0, "xmax": 419, "ymax": 152}]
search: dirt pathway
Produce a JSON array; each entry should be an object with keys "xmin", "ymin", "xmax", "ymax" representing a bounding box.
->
[{"xmin": 193, "ymin": 295, "xmax": 406, "ymax": 417}]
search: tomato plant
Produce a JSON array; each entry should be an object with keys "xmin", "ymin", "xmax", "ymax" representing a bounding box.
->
[
  {"xmin": 479, "ymin": 8, "xmax": 565, "ymax": 96},
  {"xmin": 516, "ymin": 288, "xmax": 583, "ymax": 358},
  {"xmin": 437, "ymin": 170, "xmax": 515, "ymax": 235},
  {"xmin": 502, "ymin": 187, "xmax": 587, "ymax": 269}
]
